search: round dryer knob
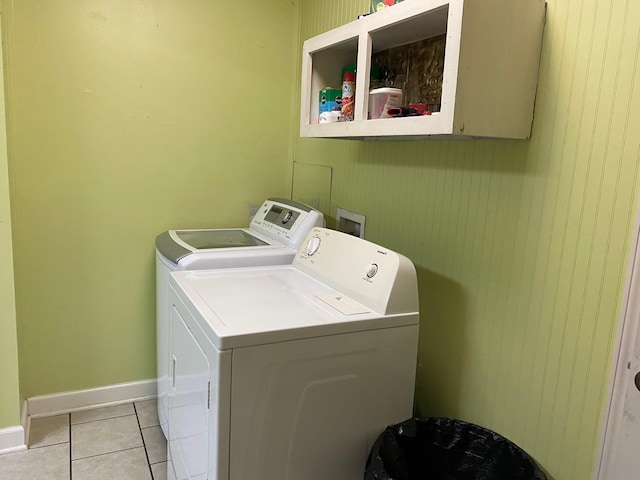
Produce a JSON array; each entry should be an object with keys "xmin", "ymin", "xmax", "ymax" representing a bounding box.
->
[
  {"xmin": 365, "ymin": 263, "xmax": 378, "ymax": 278},
  {"xmin": 282, "ymin": 211, "xmax": 293, "ymax": 224},
  {"xmin": 306, "ymin": 236, "xmax": 321, "ymax": 256}
]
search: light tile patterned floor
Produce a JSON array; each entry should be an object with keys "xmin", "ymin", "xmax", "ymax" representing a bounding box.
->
[{"xmin": 0, "ymin": 399, "xmax": 167, "ymax": 480}]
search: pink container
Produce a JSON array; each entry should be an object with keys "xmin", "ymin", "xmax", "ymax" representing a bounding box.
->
[{"xmin": 369, "ymin": 88, "xmax": 403, "ymax": 119}]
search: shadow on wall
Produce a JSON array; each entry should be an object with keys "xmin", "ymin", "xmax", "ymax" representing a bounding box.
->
[
  {"xmin": 356, "ymin": 139, "xmax": 533, "ymax": 177},
  {"xmin": 413, "ymin": 266, "xmax": 468, "ymax": 417},
  {"xmin": 411, "ymin": 267, "xmax": 554, "ymax": 480}
]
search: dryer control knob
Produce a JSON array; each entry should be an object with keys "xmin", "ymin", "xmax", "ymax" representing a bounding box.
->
[
  {"xmin": 306, "ymin": 236, "xmax": 321, "ymax": 256},
  {"xmin": 365, "ymin": 263, "xmax": 378, "ymax": 278}
]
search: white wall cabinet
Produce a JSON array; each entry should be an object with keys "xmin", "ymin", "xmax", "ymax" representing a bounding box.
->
[{"xmin": 300, "ymin": 0, "xmax": 546, "ymax": 140}]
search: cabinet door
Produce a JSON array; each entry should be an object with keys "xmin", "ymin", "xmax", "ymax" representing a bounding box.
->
[{"xmin": 168, "ymin": 306, "xmax": 210, "ymax": 480}]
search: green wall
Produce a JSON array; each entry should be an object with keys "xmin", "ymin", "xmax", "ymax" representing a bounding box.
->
[
  {"xmin": 0, "ymin": 16, "xmax": 21, "ymax": 430},
  {"xmin": 294, "ymin": 1, "xmax": 640, "ymax": 479},
  {"xmin": 3, "ymin": 0, "xmax": 297, "ymax": 401}
]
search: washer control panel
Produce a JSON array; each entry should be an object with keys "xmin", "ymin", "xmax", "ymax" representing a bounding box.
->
[
  {"xmin": 295, "ymin": 227, "xmax": 418, "ymax": 315},
  {"xmin": 250, "ymin": 198, "xmax": 324, "ymax": 249}
]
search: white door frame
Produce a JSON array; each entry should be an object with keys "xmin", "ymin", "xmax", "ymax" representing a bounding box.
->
[{"xmin": 594, "ymin": 199, "xmax": 640, "ymax": 479}]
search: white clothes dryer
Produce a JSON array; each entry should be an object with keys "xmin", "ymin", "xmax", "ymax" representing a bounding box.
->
[
  {"xmin": 167, "ymin": 227, "xmax": 420, "ymax": 480},
  {"xmin": 155, "ymin": 198, "xmax": 323, "ymax": 437}
]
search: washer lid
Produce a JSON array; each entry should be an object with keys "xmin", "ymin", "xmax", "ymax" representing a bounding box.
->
[
  {"xmin": 175, "ymin": 229, "xmax": 268, "ymax": 249},
  {"xmin": 156, "ymin": 229, "xmax": 273, "ymax": 264}
]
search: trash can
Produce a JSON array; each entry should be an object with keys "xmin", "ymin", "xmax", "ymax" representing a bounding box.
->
[{"xmin": 365, "ymin": 417, "xmax": 546, "ymax": 480}]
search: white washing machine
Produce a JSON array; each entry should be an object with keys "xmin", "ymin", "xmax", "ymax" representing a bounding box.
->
[
  {"xmin": 167, "ymin": 227, "xmax": 420, "ymax": 480},
  {"xmin": 156, "ymin": 198, "xmax": 324, "ymax": 437}
]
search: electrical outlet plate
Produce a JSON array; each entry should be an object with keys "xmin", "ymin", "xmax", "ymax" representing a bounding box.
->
[{"xmin": 336, "ymin": 208, "xmax": 366, "ymax": 238}]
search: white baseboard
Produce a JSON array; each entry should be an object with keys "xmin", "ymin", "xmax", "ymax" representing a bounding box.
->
[
  {"xmin": 21, "ymin": 400, "xmax": 29, "ymax": 447},
  {"xmin": 27, "ymin": 379, "xmax": 157, "ymax": 418},
  {"xmin": 0, "ymin": 425, "xmax": 26, "ymax": 454}
]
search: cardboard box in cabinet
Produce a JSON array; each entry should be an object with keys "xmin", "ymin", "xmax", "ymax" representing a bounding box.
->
[{"xmin": 319, "ymin": 88, "xmax": 342, "ymax": 115}]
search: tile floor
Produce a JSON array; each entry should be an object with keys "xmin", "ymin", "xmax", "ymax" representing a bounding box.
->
[{"xmin": 0, "ymin": 399, "xmax": 167, "ymax": 480}]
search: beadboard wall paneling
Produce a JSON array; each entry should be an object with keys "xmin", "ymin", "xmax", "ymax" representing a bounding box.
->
[{"xmin": 294, "ymin": 0, "xmax": 640, "ymax": 478}]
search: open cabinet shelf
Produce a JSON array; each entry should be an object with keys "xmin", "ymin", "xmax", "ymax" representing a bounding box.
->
[{"xmin": 300, "ymin": 0, "xmax": 546, "ymax": 140}]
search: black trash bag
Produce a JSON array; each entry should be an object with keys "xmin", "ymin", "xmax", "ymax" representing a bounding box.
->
[{"xmin": 365, "ymin": 417, "xmax": 546, "ymax": 480}]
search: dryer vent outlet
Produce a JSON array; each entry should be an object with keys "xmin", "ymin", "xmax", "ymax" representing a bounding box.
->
[{"xmin": 337, "ymin": 208, "xmax": 366, "ymax": 239}]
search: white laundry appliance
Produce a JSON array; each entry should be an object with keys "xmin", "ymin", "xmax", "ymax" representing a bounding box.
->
[
  {"xmin": 155, "ymin": 198, "xmax": 324, "ymax": 438},
  {"xmin": 167, "ymin": 227, "xmax": 420, "ymax": 480}
]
